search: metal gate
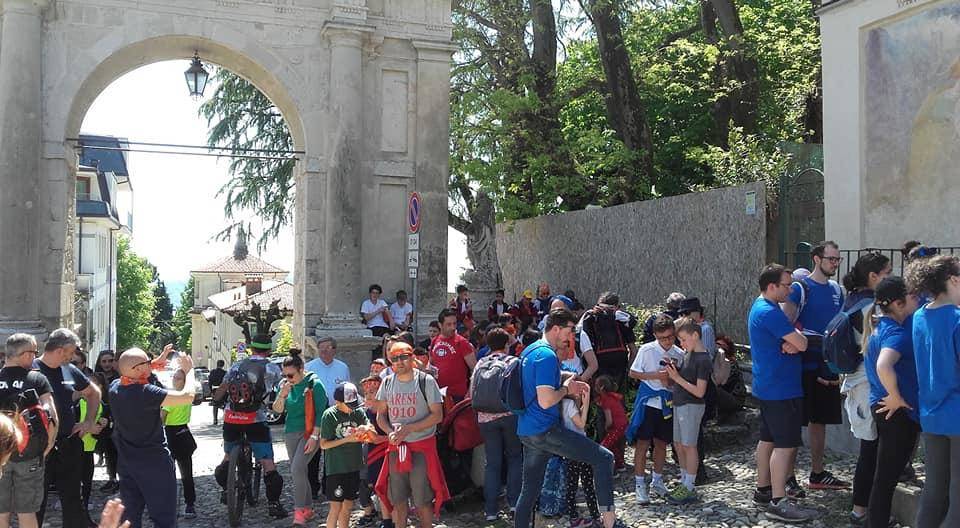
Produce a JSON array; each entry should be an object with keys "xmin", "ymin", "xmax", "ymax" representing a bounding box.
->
[{"xmin": 778, "ymin": 166, "xmax": 825, "ymax": 268}]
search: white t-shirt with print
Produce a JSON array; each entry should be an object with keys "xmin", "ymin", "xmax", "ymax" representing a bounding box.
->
[
  {"xmin": 561, "ymin": 398, "xmax": 586, "ymax": 436},
  {"xmin": 361, "ymin": 299, "xmax": 389, "ymax": 329},
  {"xmin": 630, "ymin": 340, "xmax": 684, "ymax": 409}
]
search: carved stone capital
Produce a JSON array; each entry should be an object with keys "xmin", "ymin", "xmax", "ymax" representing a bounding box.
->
[
  {"xmin": 322, "ymin": 22, "xmax": 373, "ymax": 49},
  {"xmin": 411, "ymin": 40, "xmax": 458, "ymax": 63}
]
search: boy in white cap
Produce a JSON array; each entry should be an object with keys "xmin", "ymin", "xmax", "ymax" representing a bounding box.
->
[{"xmin": 320, "ymin": 382, "xmax": 372, "ymax": 528}]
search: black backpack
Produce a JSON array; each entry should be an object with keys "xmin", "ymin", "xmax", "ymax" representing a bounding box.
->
[
  {"xmin": 471, "ymin": 353, "xmax": 517, "ymax": 413},
  {"xmin": 13, "ymin": 388, "xmax": 51, "ymax": 461},
  {"xmin": 583, "ymin": 309, "xmax": 627, "ymax": 355},
  {"xmin": 224, "ymin": 359, "xmax": 269, "ymax": 413},
  {"xmin": 823, "ymin": 298, "xmax": 874, "ymax": 374}
]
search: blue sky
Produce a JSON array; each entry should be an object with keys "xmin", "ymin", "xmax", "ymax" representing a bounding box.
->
[{"xmin": 82, "ymin": 61, "xmax": 469, "ymax": 295}]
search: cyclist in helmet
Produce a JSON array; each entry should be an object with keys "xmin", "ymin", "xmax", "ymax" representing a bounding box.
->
[{"xmin": 212, "ymin": 334, "xmax": 287, "ymax": 519}]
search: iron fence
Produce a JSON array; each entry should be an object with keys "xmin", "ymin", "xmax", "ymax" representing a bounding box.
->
[{"xmin": 783, "ymin": 246, "xmax": 960, "ymax": 278}]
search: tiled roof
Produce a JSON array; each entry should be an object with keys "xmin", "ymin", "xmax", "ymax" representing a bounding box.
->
[
  {"xmin": 192, "ymin": 254, "xmax": 287, "ymax": 274},
  {"xmin": 208, "ymin": 280, "xmax": 284, "ymax": 310},
  {"xmin": 221, "ymin": 282, "xmax": 294, "ymax": 315}
]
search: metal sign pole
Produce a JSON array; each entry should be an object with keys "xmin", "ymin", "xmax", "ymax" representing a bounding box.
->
[{"xmin": 407, "ymin": 192, "xmax": 422, "ymax": 339}]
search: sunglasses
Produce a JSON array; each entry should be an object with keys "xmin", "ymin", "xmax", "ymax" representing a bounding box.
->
[
  {"xmin": 390, "ymin": 353, "xmax": 413, "ymax": 363},
  {"xmin": 132, "ymin": 360, "xmax": 151, "ymax": 370}
]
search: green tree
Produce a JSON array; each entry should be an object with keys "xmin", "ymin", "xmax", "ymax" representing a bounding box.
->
[
  {"xmin": 149, "ymin": 280, "xmax": 175, "ymax": 350},
  {"xmin": 170, "ymin": 277, "xmax": 195, "ymax": 352},
  {"xmin": 273, "ymin": 321, "xmax": 293, "ymax": 357},
  {"xmin": 116, "ymin": 237, "xmax": 156, "ymax": 351}
]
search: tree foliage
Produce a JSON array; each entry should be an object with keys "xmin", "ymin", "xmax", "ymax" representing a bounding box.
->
[
  {"xmin": 116, "ymin": 237, "xmax": 156, "ymax": 351},
  {"xmin": 170, "ymin": 277, "xmax": 195, "ymax": 352}
]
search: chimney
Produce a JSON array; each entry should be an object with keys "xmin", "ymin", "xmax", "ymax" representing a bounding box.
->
[{"xmin": 245, "ymin": 274, "xmax": 262, "ymax": 296}]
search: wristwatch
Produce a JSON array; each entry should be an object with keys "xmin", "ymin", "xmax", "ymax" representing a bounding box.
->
[{"xmin": 309, "ymin": 434, "xmax": 320, "ymax": 441}]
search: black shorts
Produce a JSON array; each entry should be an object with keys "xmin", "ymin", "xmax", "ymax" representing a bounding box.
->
[
  {"xmin": 325, "ymin": 471, "xmax": 361, "ymax": 502},
  {"xmin": 758, "ymin": 398, "xmax": 804, "ymax": 449},
  {"xmin": 633, "ymin": 405, "xmax": 672, "ymax": 444},
  {"xmin": 801, "ymin": 370, "xmax": 843, "ymax": 425}
]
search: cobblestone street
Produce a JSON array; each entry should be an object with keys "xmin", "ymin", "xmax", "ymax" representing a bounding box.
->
[{"xmin": 38, "ymin": 406, "xmax": 921, "ymax": 528}]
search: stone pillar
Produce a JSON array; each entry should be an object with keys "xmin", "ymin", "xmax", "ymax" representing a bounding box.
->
[
  {"xmin": 322, "ymin": 23, "xmax": 368, "ymax": 317},
  {"xmin": 0, "ymin": 0, "xmax": 48, "ymax": 341},
  {"xmin": 412, "ymin": 40, "xmax": 456, "ymax": 327}
]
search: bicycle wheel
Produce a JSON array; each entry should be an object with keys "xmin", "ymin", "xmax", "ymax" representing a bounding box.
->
[
  {"xmin": 247, "ymin": 459, "xmax": 261, "ymax": 506},
  {"xmin": 226, "ymin": 446, "xmax": 245, "ymax": 527}
]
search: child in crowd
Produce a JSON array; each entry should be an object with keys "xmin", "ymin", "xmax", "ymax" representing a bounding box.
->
[
  {"xmin": 664, "ymin": 317, "xmax": 713, "ymax": 505},
  {"xmin": 320, "ymin": 382, "xmax": 373, "ymax": 528},
  {"xmin": 80, "ymin": 374, "xmax": 107, "ymax": 525},
  {"xmin": 906, "ymin": 255, "xmax": 960, "ymax": 528},
  {"xmin": 594, "ymin": 375, "xmax": 627, "ymax": 472},
  {"xmin": 562, "ymin": 384, "xmax": 601, "ymax": 528},
  {"xmin": 360, "ymin": 375, "xmax": 392, "ymax": 528}
]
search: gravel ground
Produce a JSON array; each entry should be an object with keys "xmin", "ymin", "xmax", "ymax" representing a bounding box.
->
[{"xmin": 38, "ymin": 405, "xmax": 923, "ymax": 528}]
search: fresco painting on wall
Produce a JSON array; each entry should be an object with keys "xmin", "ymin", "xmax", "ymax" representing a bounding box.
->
[{"xmin": 863, "ymin": 2, "xmax": 960, "ymax": 246}]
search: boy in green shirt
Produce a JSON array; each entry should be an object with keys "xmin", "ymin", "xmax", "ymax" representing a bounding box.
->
[{"xmin": 320, "ymin": 382, "xmax": 372, "ymax": 528}]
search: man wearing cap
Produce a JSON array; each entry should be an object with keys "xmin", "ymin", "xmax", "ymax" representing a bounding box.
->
[
  {"xmin": 678, "ymin": 298, "xmax": 717, "ymax": 360},
  {"xmin": 579, "ymin": 292, "xmax": 638, "ymax": 390},
  {"xmin": 509, "ymin": 291, "xmax": 537, "ymax": 332},
  {"xmin": 374, "ymin": 343, "xmax": 449, "ymax": 528},
  {"xmin": 212, "ymin": 335, "xmax": 288, "ymax": 519},
  {"xmin": 320, "ymin": 382, "xmax": 371, "ymax": 528}
]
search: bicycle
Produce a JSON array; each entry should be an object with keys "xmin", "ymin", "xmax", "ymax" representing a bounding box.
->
[{"xmin": 226, "ymin": 438, "xmax": 262, "ymax": 527}]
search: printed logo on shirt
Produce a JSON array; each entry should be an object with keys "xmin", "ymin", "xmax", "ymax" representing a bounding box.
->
[
  {"xmin": 0, "ymin": 380, "xmax": 24, "ymax": 390},
  {"xmin": 335, "ymin": 419, "xmax": 363, "ymax": 440},
  {"xmin": 433, "ymin": 341, "xmax": 454, "ymax": 358},
  {"xmin": 387, "ymin": 391, "xmax": 420, "ymax": 420}
]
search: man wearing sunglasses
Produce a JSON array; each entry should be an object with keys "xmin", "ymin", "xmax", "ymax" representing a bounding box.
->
[
  {"xmin": 514, "ymin": 308, "xmax": 627, "ymax": 528},
  {"xmin": 34, "ymin": 328, "xmax": 101, "ymax": 528}
]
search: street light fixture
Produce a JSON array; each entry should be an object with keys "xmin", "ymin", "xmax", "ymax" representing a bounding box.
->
[{"xmin": 184, "ymin": 51, "xmax": 210, "ymax": 99}]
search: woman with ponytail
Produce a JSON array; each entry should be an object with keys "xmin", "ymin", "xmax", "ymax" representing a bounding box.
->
[
  {"xmin": 906, "ymin": 255, "xmax": 960, "ymax": 527},
  {"xmin": 840, "ymin": 252, "xmax": 891, "ymax": 523},
  {"xmin": 860, "ymin": 277, "xmax": 920, "ymax": 527},
  {"xmin": 273, "ymin": 350, "xmax": 329, "ymax": 526}
]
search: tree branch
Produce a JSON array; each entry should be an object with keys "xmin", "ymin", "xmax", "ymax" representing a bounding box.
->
[
  {"xmin": 448, "ymin": 211, "xmax": 473, "ymax": 235},
  {"xmin": 659, "ymin": 25, "xmax": 701, "ymax": 49}
]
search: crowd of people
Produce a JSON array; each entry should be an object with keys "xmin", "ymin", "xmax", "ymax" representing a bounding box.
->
[{"xmin": 2, "ymin": 244, "xmax": 959, "ymax": 528}]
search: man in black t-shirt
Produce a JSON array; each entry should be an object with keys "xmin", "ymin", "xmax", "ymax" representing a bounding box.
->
[
  {"xmin": 208, "ymin": 360, "xmax": 227, "ymax": 425},
  {"xmin": 0, "ymin": 334, "xmax": 58, "ymax": 528},
  {"xmin": 33, "ymin": 328, "xmax": 101, "ymax": 528}
]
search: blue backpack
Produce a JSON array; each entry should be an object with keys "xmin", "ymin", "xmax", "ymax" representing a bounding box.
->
[{"xmin": 822, "ymin": 298, "xmax": 874, "ymax": 374}]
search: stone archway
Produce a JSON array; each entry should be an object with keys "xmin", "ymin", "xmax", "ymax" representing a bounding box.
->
[{"xmin": 0, "ymin": 0, "xmax": 453, "ymax": 350}]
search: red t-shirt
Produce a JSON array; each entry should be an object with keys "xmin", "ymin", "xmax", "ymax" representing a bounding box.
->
[
  {"xmin": 429, "ymin": 333, "xmax": 475, "ymax": 399},
  {"xmin": 597, "ymin": 392, "xmax": 628, "ymax": 429}
]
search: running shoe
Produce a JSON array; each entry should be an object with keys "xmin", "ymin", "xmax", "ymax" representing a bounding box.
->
[
  {"xmin": 808, "ymin": 470, "xmax": 850, "ymax": 490},
  {"xmin": 753, "ymin": 488, "xmax": 773, "ymax": 508},
  {"xmin": 666, "ymin": 485, "xmax": 698, "ymax": 505},
  {"xmin": 786, "ymin": 476, "xmax": 807, "ymax": 499},
  {"xmin": 849, "ymin": 511, "xmax": 867, "ymax": 526},
  {"xmin": 183, "ymin": 504, "xmax": 197, "ymax": 519},
  {"xmin": 765, "ymin": 499, "xmax": 815, "ymax": 523},
  {"xmin": 635, "ymin": 480, "xmax": 650, "ymax": 504},
  {"xmin": 650, "ymin": 479, "xmax": 670, "ymax": 497}
]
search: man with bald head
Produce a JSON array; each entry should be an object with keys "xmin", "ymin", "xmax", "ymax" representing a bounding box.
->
[{"xmin": 109, "ymin": 347, "xmax": 197, "ymax": 528}]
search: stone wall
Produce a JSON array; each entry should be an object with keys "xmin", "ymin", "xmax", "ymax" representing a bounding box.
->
[{"xmin": 496, "ymin": 182, "xmax": 767, "ymax": 341}]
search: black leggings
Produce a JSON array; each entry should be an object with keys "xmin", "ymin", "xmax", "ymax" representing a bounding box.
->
[
  {"xmin": 564, "ymin": 459, "xmax": 599, "ymax": 520},
  {"xmin": 166, "ymin": 425, "xmax": 197, "ymax": 506},
  {"xmin": 81, "ymin": 451, "xmax": 95, "ymax": 511},
  {"xmin": 852, "ymin": 438, "xmax": 878, "ymax": 508},
  {"xmin": 99, "ymin": 437, "xmax": 118, "ymax": 482},
  {"xmin": 917, "ymin": 433, "xmax": 960, "ymax": 528},
  {"xmin": 867, "ymin": 407, "xmax": 919, "ymax": 528}
]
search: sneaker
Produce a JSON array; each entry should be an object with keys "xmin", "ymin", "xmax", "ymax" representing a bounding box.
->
[
  {"xmin": 635, "ymin": 481, "xmax": 650, "ymax": 504},
  {"xmin": 610, "ymin": 520, "xmax": 628, "ymax": 528},
  {"xmin": 766, "ymin": 499, "xmax": 815, "ymax": 523},
  {"xmin": 220, "ymin": 491, "xmax": 227, "ymax": 505},
  {"xmin": 786, "ymin": 476, "xmax": 807, "ymax": 499},
  {"xmin": 809, "ymin": 470, "xmax": 850, "ymax": 490},
  {"xmin": 899, "ymin": 464, "xmax": 916, "ymax": 483},
  {"xmin": 184, "ymin": 504, "xmax": 197, "ymax": 519},
  {"xmin": 293, "ymin": 508, "xmax": 311, "ymax": 526},
  {"xmin": 666, "ymin": 485, "xmax": 698, "ymax": 505},
  {"xmin": 753, "ymin": 488, "xmax": 773, "ymax": 507},
  {"xmin": 485, "ymin": 514, "xmax": 499, "ymax": 522},
  {"xmin": 849, "ymin": 511, "xmax": 867, "ymax": 526},
  {"xmin": 268, "ymin": 501, "xmax": 289, "ymax": 519},
  {"xmin": 650, "ymin": 479, "xmax": 670, "ymax": 497}
]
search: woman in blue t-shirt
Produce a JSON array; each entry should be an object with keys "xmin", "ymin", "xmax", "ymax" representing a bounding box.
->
[
  {"xmin": 860, "ymin": 277, "xmax": 920, "ymax": 528},
  {"xmin": 906, "ymin": 255, "xmax": 960, "ymax": 528}
]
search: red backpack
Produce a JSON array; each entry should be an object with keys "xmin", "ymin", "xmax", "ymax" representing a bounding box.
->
[{"xmin": 440, "ymin": 398, "xmax": 483, "ymax": 452}]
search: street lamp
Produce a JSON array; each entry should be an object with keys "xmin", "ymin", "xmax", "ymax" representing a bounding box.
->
[{"xmin": 184, "ymin": 51, "xmax": 210, "ymax": 99}]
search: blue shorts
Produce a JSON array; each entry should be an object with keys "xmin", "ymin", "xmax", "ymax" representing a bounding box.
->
[{"xmin": 223, "ymin": 422, "xmax": 275, "ymax": 461}]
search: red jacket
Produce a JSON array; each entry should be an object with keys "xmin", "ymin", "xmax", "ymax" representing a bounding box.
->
[{"xmin": 374, "ymin": 436, "xmax": 450, "ymax": 516}]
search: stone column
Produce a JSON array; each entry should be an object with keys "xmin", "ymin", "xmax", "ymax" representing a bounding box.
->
[
  {"xmin": 322, "ymin": 23, "xmax": 368, "ymax": 317},
  {"xmin": 412, "ymin": 40, "xmax": 456, "ymax": 326},
  {"xmin": 0, "ymin": 0, "xmax": 49, "ymax": 340}
]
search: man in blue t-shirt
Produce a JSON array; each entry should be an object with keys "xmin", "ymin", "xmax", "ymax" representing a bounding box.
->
[
  {"xmin": 514, "ymin": 308, "xmax": 626, "ymax": 528},
  {"xmin": 781, "ymin": 241, "xmax": 849, "ymax": 491},
  {"xmin": 748, "ymin": 264, "xmax": 815, "ymax": 523},
  {"xmin": 110, "ymin": 347, "xmax": 197, "ymax": 528}
]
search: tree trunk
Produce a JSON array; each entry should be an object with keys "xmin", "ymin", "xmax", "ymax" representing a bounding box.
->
[
  {"xmin": 581, "ymin": 0, "xmax": 656, "ymax": 199},
  {"xmin": 704, "ymin": 0, "xmax": 761, "ymax": 138}
]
